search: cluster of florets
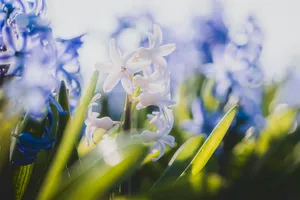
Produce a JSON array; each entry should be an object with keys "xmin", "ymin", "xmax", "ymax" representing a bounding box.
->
[{"xmin": 85, "ymin": 24, "xmax": 176, "ymax": 161}]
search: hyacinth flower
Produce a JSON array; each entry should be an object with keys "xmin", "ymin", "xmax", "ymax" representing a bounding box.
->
[
  {"xmin": 134, "ymin": 24, "xmax": 176, "ymax": 68},
  {"xmin": 11, "ymin": 109, "xmax": 56, "ymax": 166},
  {"xmin": 96, "ymin": 39, "xmax": 150, "ymax": 94},
  {"xmin": 185, "ymin": 16, "xmax": 266, "ymax": 136},
  {"xmin": 92, "ymin": 23, "xmax": 176, "ymax": 161},
  {"xmin": 84, "ymin": 93, "xmax": 121, "ymax": 146},
  {"xmin": 182, "ymin": 98, "xmax": 223, "ymax": 135},
  {"xmin": 0, "ymin": 0, "xmax": 83, "ymax": 117},
  {"xmin": 192, "ymin": 0, "xmax": 229, "ymax": 64},
  {"xmin": 141, "ymin": 109, "xmax": 175, "ymax": 161},
  {"xmin": 111, "ymin": 12, "xmax": 155, "ymax": 48}
]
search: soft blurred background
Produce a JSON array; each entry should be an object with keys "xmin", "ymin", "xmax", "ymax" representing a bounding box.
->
[
  {"xmin": 47, "ymin": 0, "xmax": 300, "ymax": 107},
  {"xmin": 46, "ymin": 0, "xmax": 300, "ymax": 77}
]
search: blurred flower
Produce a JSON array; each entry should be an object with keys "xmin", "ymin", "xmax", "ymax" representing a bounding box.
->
[
  {"xmin": 182, "ymin": 98, "xmax": 223, "ymax": 135},
  {"xmin": 0, "ymin": 0, "xmax": 83, "ymax": 116},
  {"xmin": 187, "ymin": 16, "xmax": 266, "ymax": 135}
]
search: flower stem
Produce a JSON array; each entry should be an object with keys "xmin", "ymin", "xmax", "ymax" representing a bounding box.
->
[
  {"xmin": 122, "ymin": 93, "xmax": 132, "ymax": 132},
  {"xmin": 120, "ymin": 93, "xmax": 133, "ymax": 196}
]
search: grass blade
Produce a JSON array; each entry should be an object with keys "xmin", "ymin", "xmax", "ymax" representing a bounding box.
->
[
  {"xmin": 56, "ymin": 143, "xmax": 148, "ymax": 200},
  {"xmin": 151, "ymin": 135, "xmax": 206, "ymax": 188},
  {"xmin": 179, "ymin": 105, "xmax": 238, "ymax": 178},
  {"xmin": 37, "ymin": 70, "xmax": 99, "ymax": 200}
]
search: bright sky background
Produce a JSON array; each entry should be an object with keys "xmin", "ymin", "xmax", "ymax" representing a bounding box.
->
[{"xmin": 47, "ymin": 0, "xmax": 300, "ymax": 87}]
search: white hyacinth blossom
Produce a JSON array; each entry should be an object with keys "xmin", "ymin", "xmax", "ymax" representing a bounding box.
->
[
  {"xmin": 141, "ymin": 109, "xmax": 175, "ymax": 161},
  {"xmin": 89, "ymin": 23, "xmax": 176, "ymax": 161},
  {"xmin": 96, "ymin": 39, "xmax": 150, "ymax": 94},
  {"xmin": 135, "ymin": 24, "xmax": 176, "ymax": 68},
  {"xmin": 85, "ymin": 93, "xmax": 120, "ymax": 146}
]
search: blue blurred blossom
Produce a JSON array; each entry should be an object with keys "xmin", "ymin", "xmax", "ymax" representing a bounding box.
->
[
  {"xmin": 184, "ymin": 15, "xmax": 266, "ymax": 135},
  {"xmin": 182, "ymin": 98, "xmax": 223, "ymax": 135},
  {"xmin": 0, "ymin": 0, "xmax": 84, "ymax": 116},
  {"xmin": 101, "ymin": 0, "xmax": 266, "ymax": 135}
]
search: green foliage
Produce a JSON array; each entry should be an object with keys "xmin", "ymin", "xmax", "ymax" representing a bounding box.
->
[
  {"xmin": 184, "ymin": 105, "xmax": 238, "ymax": 177},
  {"xmin": 152, "ymin": 135, "xmax": 206, "ymax": 188},
  {"xmin": 37, "ymin": 71, "xmax": 99, "ymax": 200},
  {"xmin": 3, "ymin": 67, "xmax": 300, "ymax": 200}
]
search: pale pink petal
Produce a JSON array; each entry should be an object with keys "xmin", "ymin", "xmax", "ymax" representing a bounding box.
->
[
  {"xmin": 123, "ymin": 50, "xmax": 138, "ymax": 63},
  {"xmin": 153, "ymin": 56, "xmax": 167, "ymax": 68},
  {"xmin": 147, "ymin": 32, "xmax": 155, "ymax": 48},
  {"xmin": 153, "ymin": 24, "xmax": 163, "ymax": 48},
  {"xmin": 141, "ymin": 130, "xmax": 159, "ymax": 143},
  {"xmin": 149, "ymin": 142, "xmax": 160, "ymax": 153},
  {"xmin": 126, "ymin": 60, "xmax": 151, "ymax": 74},
  {"xmin": 95, "ymin": 61, "xmax": 116, "ymax": 73},
  {"xmin": 120, "ymin": 73, "xmax": 133, "ymax": 94},
  {"xmin": 109, "ymin": 39, "xmax": 123, "ymax": 67},
  {"xmin": 103, "ymin": 72, "xmax": 121, "ymax": 93},
  {"xmin": 162, "ymin": 135, "xmax": 175, "ymax": 147},
  {"xmin": 151, "ymin": 140, "xmax": 165, "ymax": 161},
  {"xmin": 156, "ymin": 44, "xmax": 176, "ymax": 56}
]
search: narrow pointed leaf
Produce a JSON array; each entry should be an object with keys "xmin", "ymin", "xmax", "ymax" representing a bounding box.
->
[
  {"xmin": 152, "ymin": 135, "xmax": 206, "ymax": 188},
  {"xmin": 179, "ymin": 105, "xmax": 238, "ymax": 177},
  {"xmin": 191, "ymin": 105, "xmax": 237, "ymax": 175},
  {"xmin": 12, "ymin": 114, "xmax": 46, "ymax": 200},
  {"xmin": 56, "ymin": 81, "xmax": 79, "ymax": 166},
  {"xmin": 37, "ymin": 70, "xmax": 99, "ymax": 200},
  {"xmin": 56, "ymin": 144, "xmax": 148, "ymax": 200}
]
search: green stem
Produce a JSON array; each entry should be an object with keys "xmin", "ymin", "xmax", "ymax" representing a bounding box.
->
[
  {"xmin": 122, "ymin": 93, "xmax": 132, "ymax": 132},
  {"xmin": 121, "ymin": 93, "xmax": 133, "ymax": 196}
]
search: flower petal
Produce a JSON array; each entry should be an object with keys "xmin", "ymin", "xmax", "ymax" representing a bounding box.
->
[
  {"xmin": 141, "ymin": 130, "xmax": 159, "ymax": 143},
  {"xmin": 109, "ymin": 38, "xmax": 123, "ymax": 67},
  {"xmin": 153, "ymin": 56, "xmax": 167, "ymax": 67},
  {"xmin": 121, "ymin": 73, "xmax": 133, "ymax": 94},
  {"xmin": 156, "ymin": 44, "xmax": 176, "ymax": 56},
  {"xmin": 151, "ymin": 140, "xmax": 165, "ymax": 161},
  {"xmin": 126, "ymin": 60, "xmax": 151, "ymax": 74},
  {"xmin": 3, "ymin": 25, "xmax": 17, "ymax": 52},
  {"xmin": 123, "ymin": 49, "xmax": 138, "ymax": 63},
  {"xmin": 103, "ymin": 72, "xmax": 121, "ymax": 93},
  {"xmin": 0, "ymin": 51, "xmax": 14, "ymax": 64},
  {"xmin": 95, "ymin": 61, "xmax": 116, "ymax": 73},
  {"xmin": 162, "ymin": 135, "xmax": 175, "ymax": 147},
  {"xmin": 147, "ymin": 32, "xmax": 155, "ymax": 48},
  {"xmin": 153, "ymin": 24, "xmax": 163, "ymax": 48}
]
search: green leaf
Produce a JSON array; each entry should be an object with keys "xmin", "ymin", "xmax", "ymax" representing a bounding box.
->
[
  {"xmin": 22, "ymin": 102, "xmax": 60, "ymax": 199},
  {"xmin": 226, "ymin": 137, "xmax": 256, "ymax": 180},
  {"xmin": 56, "ymin": 81, "xmax": 79, "ymax": 166},
  {"xmin": 11, "ymin": 114, "xmax": 47, "ymax": 200},
  {"xmin": 180, "ymin": 105, "xmax": 238, "ymax": 177},
  {"xmin": 151, "ymin": 135, "xmax": 206, "ymax": 188},
  {"xmin": 56, "ymin": 143, "xmax": 148, "ymax": 200},
  {"xmin": 37, "ymin": 70, "xmax": 99, "ymax": 200},
  {"xmin": 119, "ymin": 173, "xmax": 223, "ymax": 200},
  {"xmin": 201, "ymin": 79, "xmax": 220, "ymax": 112},
  {"xmin": 256, "ymin": 107, "xmax": 297, "ymax": 155},
  {"xmin": 0, "ymin": 112, "xmax": 19, "ymax": 199}
]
